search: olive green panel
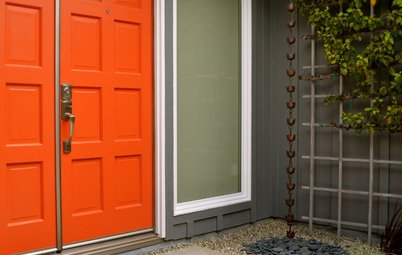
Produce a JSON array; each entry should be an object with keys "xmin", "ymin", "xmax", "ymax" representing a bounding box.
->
[{"xmin": 177, "ymin": 0, "xmax": 241, "ymax": 203}]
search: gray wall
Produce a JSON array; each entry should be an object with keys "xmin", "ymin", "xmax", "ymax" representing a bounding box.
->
[
  {"xmin": 164, "ymin": 0, "xmax": 297, "ymax": 240},
  {"xmin": 254, "ymin": 0, "xmax": 292, "ymax": 221},
  {"xmin": 164, "ymin": 0, "xmax": 402, "ymax": 240},
  {"xmin": 164, "ymin": 0, "xmax": 257, "ymax": 240},
  {"xmin": 164, "ymin": 0, "xmax": 294, "ymax": 240}
]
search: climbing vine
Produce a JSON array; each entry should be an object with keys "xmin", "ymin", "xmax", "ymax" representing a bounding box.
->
[{"xmin": 296, "ymin": 0, "xmax": 402, "ymax": 133}]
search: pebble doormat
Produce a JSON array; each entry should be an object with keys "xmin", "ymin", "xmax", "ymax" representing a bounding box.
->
[{"xmin": 243, "ymin": 237, "xmax": 347, "ymax": 255}]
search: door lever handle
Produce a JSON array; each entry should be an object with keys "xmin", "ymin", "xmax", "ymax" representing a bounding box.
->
[{"xmin": 63, "ymin": 112, "xmax": 75, "ymax": 153}]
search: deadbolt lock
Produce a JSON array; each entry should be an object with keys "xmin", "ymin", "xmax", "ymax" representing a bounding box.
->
[{"xmin": 61, "ymin": 84, "xmax": 72, "ymax": 120}]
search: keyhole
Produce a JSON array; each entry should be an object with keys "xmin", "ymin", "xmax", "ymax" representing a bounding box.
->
[{"xmin": 106, "ymin": 9, "xmax": 110, "ymax": 14}]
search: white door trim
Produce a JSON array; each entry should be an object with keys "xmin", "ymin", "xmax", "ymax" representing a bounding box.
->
[{"xmin": 154, "ymin": 0, "xmax": 166, "ymax": 238}]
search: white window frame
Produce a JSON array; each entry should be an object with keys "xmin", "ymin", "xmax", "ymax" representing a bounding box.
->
[{"xmin": 173, "ymin": 0, "xmax": 252, "ymax": 216}]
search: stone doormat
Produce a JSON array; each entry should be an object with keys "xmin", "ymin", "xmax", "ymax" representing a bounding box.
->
[
  {"xmin": 162, "ymin": 246, "xmax": 225, "ymax": 255},
  {"xmin": 243, "ymin": 237, "xmax": 347, "ymax": 255}
]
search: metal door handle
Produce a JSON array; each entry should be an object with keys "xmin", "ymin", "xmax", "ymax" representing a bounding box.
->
[{"xmin": 63, "ymin": 113, "xmax": 75, "ymax": 153}]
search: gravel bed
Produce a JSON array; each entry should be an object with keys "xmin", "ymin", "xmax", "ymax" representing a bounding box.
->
[{"xmin": 143, "ymin": 219, "xmax": 384, "ymax": 255}]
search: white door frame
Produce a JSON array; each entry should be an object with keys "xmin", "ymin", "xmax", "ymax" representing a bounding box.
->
[{"xmin": 154, "ymin": 0, "xmax": 167, "ymax": 238}]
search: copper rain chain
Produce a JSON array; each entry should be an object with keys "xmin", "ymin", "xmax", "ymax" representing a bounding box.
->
[{"xmin": 285, "ymin": 0, "xmax": 296, "ymax": 239}]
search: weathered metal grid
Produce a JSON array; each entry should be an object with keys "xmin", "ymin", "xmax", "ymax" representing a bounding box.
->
[{"xmin": 300, "ymin": 4, "xmax": 401, "ymax": 244}]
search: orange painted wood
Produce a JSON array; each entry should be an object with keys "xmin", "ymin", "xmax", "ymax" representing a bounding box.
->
[
  {"xmin": 0, "ymin": 0, "xmax": 56, "ymax": 254},
  {"xmin": 60, "ymin": 0, "xmax": 154, "ymax": 244}
]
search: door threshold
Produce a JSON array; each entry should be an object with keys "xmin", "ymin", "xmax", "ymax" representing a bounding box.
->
[{"xmin": 53, "ymin": 232, "xmax": 162, "ymax": 255}]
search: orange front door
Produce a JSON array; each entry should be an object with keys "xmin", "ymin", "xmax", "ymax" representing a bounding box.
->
[
  {"xmin": 0, "ymin": 0, "xmax": 56, "ymax": 254},
  {"xmin": 60, "ymin": 0, "xmax": 154, "ymax": 245}
]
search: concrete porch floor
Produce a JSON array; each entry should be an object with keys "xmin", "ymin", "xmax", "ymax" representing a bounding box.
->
[
  {"xmin": 119, "ymin": 246, "xmax": 225, "ymax": 255},
  {"xmin": 149, "ymin": 246, "xmax": 225, "ymax": 255}
]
